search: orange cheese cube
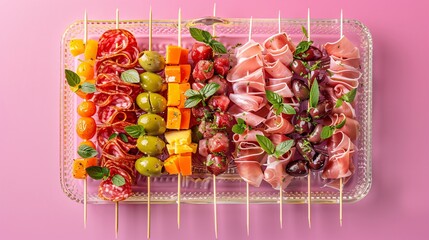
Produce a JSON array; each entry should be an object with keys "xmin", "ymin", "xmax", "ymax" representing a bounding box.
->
[
  {"xmin": 164, "ymin": 155, "xmax": 180, "ymax": 175},
  {"xmin": 178, "ymin": 83, "xmax": 190, "ymax": 108},
  {"xmin": 179, "ymin": 64, "xmax": 191, "ymax": 83},
  {"xmin": 180, "ymin": 108, "xmax": 191, "ymax": 129},
  {"xmin": 167, "ymin": 83, "xmax": 181, "ymax": 106},
  {"xmin": 165, "ymin": 65, "xmax": 181, "ymax": 83},
  {"xmin": 72, "ymin": 158, "xmax": 97, "ymax": 179},
  {"xmin": 179, "ymin": 48, "xmax": 189, "ymax": 64},
  {"xmin": 166, "ymin": 45, "xmax": 182, "ymax": 65},
  {"xmin": 179, "ymin": 153, "xmax": 192, "ymax": 176},
  {"xmin": 166, "ymin": 107, "xmax": 181, "ymax": 130}
]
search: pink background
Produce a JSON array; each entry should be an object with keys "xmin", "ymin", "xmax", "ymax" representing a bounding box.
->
[{"xmin": 1, "ymin": 0, "xmax": 428, "ymax": 239}]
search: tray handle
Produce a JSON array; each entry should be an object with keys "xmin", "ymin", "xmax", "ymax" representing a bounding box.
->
[{"xmin": 186, "ymin": 16, "xmax": 230, "ymax": 28}]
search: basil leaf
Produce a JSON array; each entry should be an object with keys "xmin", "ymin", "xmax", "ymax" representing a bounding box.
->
[
  {"xmin": 266, "ymin": 90, "xmax": 283, "ymax": 105},
  {"xmin": 80, "ymin": 82, "xmax": 96, "ymax": 93},
  {"xmin": 237, "ymin": 118, "xmax": 245, "ymax": 125},
  {"xmin": 112, "ymin": 174, "xmax": 126, "ymax": 187},
  {"xmin": 309, "ymin": 61, "xmax": 321, "ymax": 71},
  {"xmin": 86, "ymin": 166, "xmax": 110, "ymax": 180},
  {"xmin": 109, "ymin": 133, "xmax": 118, "ymax": 140},
  {"xmin": 320, "ymin": 126, "xmax": 335, "ymax": 140},
  {"xmin": 210, "ymin": 40, "xmax": 227, "ymax": 54},
  {"xmin": 119, "ymin": 133, "xmax": 129, "ymax": 143},
  {"xmin": 274, "ymin": 139, "xmax": 294, "ymax": 158},
  {"xmin": 189, "ymin": 27, "xmax": 212, "ymax": 43},
  {"xmin": 309, "ymin": 80, "xmax": 319, "ymax": 109},
  {"xmin": 336, "ymin": 119, "xmax": 347, "ymax": 129},
  {"xmin": 275, "ymin": 104, "xmax": 283, "ymax": 115},
  {"xmin": 301, "ymin": 25, "xmax": 309, "ymax": 39},
  {"xmin": 256, "ymin": 135, "xmax": 275, "ymax": 155},
  {"xmin": 184, "ymin": 95, "xmax": 203, "ymax": 108},
  {"xmin": 200, "ymin": 83, "xmax": 220, "ymax": 99},
  {"xmin": 294, "ymin": 40, "xmax": 313, "ymax": 56},
  {"xmin": 342, "ymin": 88, "xmax": 357, "ymax": 103},
  {"xmin": 282, "ymin": 104, "xmax": 296, "ymax": 115},
  {"xmin": 120, "ymin": 69, "xmax": 140, "ymax": 83},
  {"xmin": 232, "ymin": 124, "xmax": 245, "ymax": 134},
  {"xmin": 77, "ymin": 144, "xmax": 98, "ymax": 158},
  {"xmin": 124, "ymin": 125, "xmax": 145, "ymax": 138},
  {"xmin": 335, "ymin": 98, "xmax": 344, "ymax": 108},
  {"xmin": 184, "ymin": 89, "xmax": 201, "ymax": 98},
  {"xmin": 65, "ymin": 69, "xmax": 81, "ymax": 87}
]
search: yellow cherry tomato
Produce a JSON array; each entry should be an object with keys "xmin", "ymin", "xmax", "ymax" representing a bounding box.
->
[
  {"xmin": 76, "ymin": 117, "xmax": 97, "ymax": 140},
  {"xmin": 77, "ymin": 101, "xmax": 97, "ymax": 117},
  {"xmin": 70, "ymin": 39, "xmax": 85, "ymax": 56},
  {"xmin": 84, "ymin": 39, "xmax": 98, "ymax": 61},
  {"xmin": 76, "ymin": 61, "xmax": 94, "ymax": 80}
]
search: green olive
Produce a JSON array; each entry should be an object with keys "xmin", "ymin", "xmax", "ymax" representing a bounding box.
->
[
  {"xmin": 136, "ymin": 135, "xmax": 165, "ymax": 156},
  {"xmin": 149, "ymin": 92, "xmax": 167, "ymax": 113},
  {"xmin": 138, "ymin": 51, "xmax": 165, "ymax": 73},
  {"xmin": 135, "ymin": 156, "xmax": 163, "ymax": 177},
  {"xmin": 136, "ymin": 92, "xmax": 167, "ymax": 113},
  {"xmin": 138, "ymin": 113, "xmax": 166, "ymax": 136},
  {"xmin": 139, "ymin": 72, "xmax": 163, "ymax": 92}
]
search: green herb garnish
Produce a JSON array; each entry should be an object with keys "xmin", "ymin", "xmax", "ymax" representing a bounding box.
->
[
  {"xmin": 265, "ymin": 90, "xmax": 296, "ymax": 115},
  {"xmin": 121, "ymin": 69, "xmax": 140, "ymax": 83},
  {"xmin": 335, "ymin": 88, "xmax": 357, "ymax": 108},
  {"xmin": 232, "ymin": 118, "xmax": 247, "ymax": 134},
  {"xmin": 256, "ymin": 135, "xmax": 294, "ymax": 159},
  {"xmin": 294, "ymin": 40, "xmax": 313, "ymax": 57},
  {"xmin": 189, "ymin": 28, "xmax": 227, "ymax": 54},
  {"xmin": 320, "ymin": 119, "xmax": 347, "ymax": 140},
  {"xmin": 86, "ymin": 166, "xmax": 110, "ymax": 180},
  {"xmin": 124, "ymin": 125, "xmax": 146, "ymax": 138},
  {"xmin": 184, "ymin": 83, "xmax": 220, "ymax": 108},
  {"xmin": 309, "ymin": 80, "xmax": 319, "ymax": 109},
  {"xmin": 77, "ymin": 144, "xmax": 98, "ymax": 158},
  {"xmin": 65, "ymin": 69, "xmax": 80, "ymax": 87},
  {"xmin": 112, "ymin": 174, "xmax": 126, "ymax": 187}
]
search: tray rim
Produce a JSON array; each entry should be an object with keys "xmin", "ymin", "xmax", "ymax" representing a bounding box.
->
[{"xmin": 60, "ymin": 17, "xmax": 373, "ymax": 205}]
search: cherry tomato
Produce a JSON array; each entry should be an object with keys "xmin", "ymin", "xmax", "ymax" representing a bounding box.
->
[
  {"xmin": 79, "ymin": 140, "xmax": 96, "ymax": 149},
  {"xmin": 77, "ymin": 101, "xmax": 96, "ymax": 117},
  {"xmin": 208, "ymin": 132, "xmax": 229, "ymax": 153},
  {"xmin": 76, "ymin": 117, "xmax": 96, "ymax": 140},
  {"xmin": 70, "ymin": 78, "xmax": 95, "ymax": 100},
  {"xmin": 190, "ymin": 42, "xmax": 213, "ymax": 63},
  {"xmin": 76, "ymin": 61, "xmax": 94, "ymax": 80},
  {"xmin": 192, "ymin": 60, "xmax": 214, "ymax": 82},
  {"xmin": 213, "ymin": 112, "xmax": 234, "ymax": 128},
  {"xmin": 69, "ymin": 39, "xmax": 85, "ymax": 56},
  {"xmin": 84, "ymin": 39, "xmax": 98, "ymax": 61},
  {"xmin": 208, "ymin": 95, "xmax": 230, "ymax": 112},
  {"xmin": 213, "ymin": 56, "xmax": 230, "ymax": 76}
]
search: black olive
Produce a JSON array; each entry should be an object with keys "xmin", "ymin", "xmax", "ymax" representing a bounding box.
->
[
  {"xmin": 309, "ymin": 154, "xmax": 328, "ymax": 171},
  {"xmin": 285, "ymin": 159, "xmax": 309, "ymax": 177},
  {"xmin": 296, "ymin": 139, "xmax": 316, "ymax": 161},
  {"xmin": 292, "ymin": 80, "xmax": 310, "ymax": 101}
]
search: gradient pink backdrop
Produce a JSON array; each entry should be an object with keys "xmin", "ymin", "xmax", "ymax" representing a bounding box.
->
[{"xmin": 1, "ymin": 0, "xmax": 428, "ymax": 239}]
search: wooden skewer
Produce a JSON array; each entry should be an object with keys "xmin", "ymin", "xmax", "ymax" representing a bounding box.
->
[
  {"xmin": 176, "ymin": 7, "xmax": 182, "ymax": 230},
  {"xmin": 212, "ymin": 4, "xmax": 219, "ymax": 239},
  {"xmin": 278, "ymin": 11, "xmax": 283, "ymax": 230},
  {"xmin": 147, "ymin": 177, "xmax": 151, "ymax": 239},
  {"xmin": 114, "ymin": 8, "xmax": 119, "ymax": 239},
  {"xmin": 339, "ymin": 9, "xmax": 344, "ymax": 227},
  {"xmin": 147, "ymin": 7, "xmax": 153, "ymax": 240},
  {"xmin": 307, "ymin": 8, "xmax": 312, "ymax": 230},
  {"xmin": 83, "ymin": 9, "xmax": 88, "ymax": 230},
  {"xmin": 246, "ymin": 17, "xmax": 253, "ymax": 236}
]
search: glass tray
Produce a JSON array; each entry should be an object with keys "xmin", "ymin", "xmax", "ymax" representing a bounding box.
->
[{"xmin": 60, "ymin": 17, "xmax": 372, "ymax": 204}]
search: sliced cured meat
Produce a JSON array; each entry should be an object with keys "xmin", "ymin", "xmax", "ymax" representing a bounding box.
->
[
  {"xmin": 226, "ymin": 55, "xmax": 264, "ymax": 82},
  {"xmin": 264, "ymin": 110, "xmax": 294, "ymax": 134},
  {"xmin": 235, "ymin": 39, "xmax": 264, "ymax": 59},
  {"xmin": 324, "ymin": 36, "xmax": 360, "ymax": 59},
  {"xmin": 327, "ymin": 69, "xmax": 361, "ymax": 90},
  {"xmin": 263, "ymin": 33, "xmax": 295, "ymax": 66},
  {"xmin": 229, "ymin": 93, "xmax": 266, "ymax": 112},
  {"xmin": 235, "ymin": 161, "xmax": 264, "ymax": 187},
  {"xmin": 96, "ymin": 29, "xmax": 140, "ymax": 74},
  {"xmin": 263, "ymin": 54, "xmax": 293, "ymax": 78},
  {"xmin": 228, "ymin": 104, "xmax": 266, "ymax": 127},
  {"xmin": 265, "ymin": 82, "xmax": 294, "ymax": 98},
  {"xmin": 263, "ymin": 149, "xmax": 295, "ymax": 190},
  {"xmin": 98, "ymin": 167, "xmax": 133, "ymax": 201},
  {"xmin": 233, "ymin": 130, "xmax": 265, "ymax": 143}
]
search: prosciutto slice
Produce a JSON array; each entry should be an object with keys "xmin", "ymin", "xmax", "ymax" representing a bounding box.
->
[
  {"xmin": 264, "ymin": 148, "xmax": 295, "ymax": 190},
  {"xmin": 229, "ymin": 93, "xmax": 266, "ymax": 112},
  {"xmin": 263, "ymin": 32, "xmax": 295, "ymax": 66},
  {"xmin": 322, "ymin": 131, "xmax": 355, "ymax": 179},
  {"xmin": 324, "ymin": 36, "xmax": 360, "ymax": 59},
  {"xmin": 235, "ymin": 39, "xmax": 264, "ymax": 59},
  {"xmin": 263, "ymin": 54, "xmax": 292, "ymax": 78},
  {"xmin": 228, "ymin": 104, "xmax": 266, "ymax": 127},
  {"xmin": 263, "ymin": 110, "xmax": 294, "ymax": 134}
]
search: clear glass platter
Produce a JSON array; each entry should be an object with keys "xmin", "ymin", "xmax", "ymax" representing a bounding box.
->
[{"xmin": 60, "ymin": 17, "xmax": 372, "ymax": 204}]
